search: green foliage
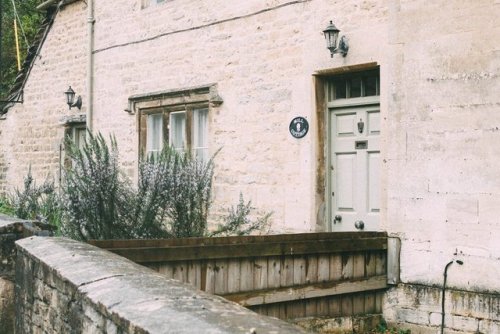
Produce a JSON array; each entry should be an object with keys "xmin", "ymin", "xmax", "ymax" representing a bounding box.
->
[
  {"xmin": 0, "ymin": 197, "xmax": 15, "ymax": 216},
  {"xmin": 0, "ymin": 0, "xmax": 43, "ymax": 99},
  {"xmin": 61, "ymin": 132, "xmax": 132, "ymax": 240},
  {"xmin": 126, "ymin": 146, "xmax": 215, "ymax": 239},
  {"xmin": 7, "ymin": 132, "xmax": 270, "ymax": 240},
  {"xmin": 61, "ymin": 133, "xmax": 219, "ymax": 240},
  {"xmin": 210, "ymin": 193, "xmax": 272, "ymax": 237},
  {"xmin": 8, "ymin": 166, "xmax": 62, "ymax": 229},
  {"xmin": 371, "ymin": 319, "xmax": 411, "ymax": 334}
]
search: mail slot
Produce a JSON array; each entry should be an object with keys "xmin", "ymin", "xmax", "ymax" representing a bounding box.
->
[{"xmin": 355, "ymin": 140, "xmax": 368, "ymax": 149}]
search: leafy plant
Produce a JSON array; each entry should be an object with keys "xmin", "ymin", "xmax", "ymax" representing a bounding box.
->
[
  {"xmin": 9, "ymin": 166, "xmax": 62, "ymax": 229},
  {"xmin": 370, "ymin": 318, "xmax": 411, "ymax": 334},
  {"xmin": 0, "ymin": 197, "xmax": 15, "ymax": 216},
  {"xmin": 211, "ymin": 193, "xmax": 272, "ymax": 237},
  {"xmin": 0, "ymin": 0, "xmax": 43, "ymax": 99},
  {"xmin": 8, "ymin": 132, "xmax": 270, "ymax": 241},
  {"xmin": 61, "ymin": 132, "xmax": 132, "ymax": 240}
]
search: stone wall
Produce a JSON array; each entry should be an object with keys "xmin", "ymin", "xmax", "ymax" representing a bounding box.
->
[
  {"xmin": 1, "ymin": 1, "xmax": 499, "ymax": 332},
  {"xmin": 384, "ymin": 284, "xmax": 500, "ymax": 334},
  {"xmin": 0, "ymin": 215, "xmax": 55, "ymax": 334},
  {"xmin": 15, "ymin": 236, "xmax": 307, "ymax": 334},
  {"xmin": 383, "ymin": 1, "xmax": 500, "ymax": 332}
]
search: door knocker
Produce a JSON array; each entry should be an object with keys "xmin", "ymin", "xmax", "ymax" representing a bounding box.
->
[{"xmin": 357, "ymin": 118, "xmax": 364, "ymax": 134}]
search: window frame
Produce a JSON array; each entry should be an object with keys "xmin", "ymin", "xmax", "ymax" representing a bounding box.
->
[{"xmin": 128, "ymin": 84, "xmax": 222, "ymax": 159}]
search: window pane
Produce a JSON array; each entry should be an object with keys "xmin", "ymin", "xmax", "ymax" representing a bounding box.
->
[
  {"xmin": 170, "ymin": 112, "xmax": 186, "ymax": 151},
  {"xmin": 192, "ymin": 108, "xmax": 208, "ymax": 161},
  {"xmin": 75, "ymin": 128, "xmax": 86, "ymax": 150},
  {"xmin": 334, "ymin": 80, "xmax": 347, "ymax": 99},
  {"xmin": 147, "ymin": 114, "xmax": 163, "ymax": 154},
  {"xmin": 349, "ymin": 77, "xmax": 362, "ymax": 98},
  {"xmin": 364, "ymin": 75, "xmax": 378, "ymax": 96}
]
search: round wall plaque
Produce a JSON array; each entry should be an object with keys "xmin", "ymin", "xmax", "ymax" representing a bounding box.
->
[{"xmin": 289, "ymin": 117, "xmax": 309, "ymax": 139}]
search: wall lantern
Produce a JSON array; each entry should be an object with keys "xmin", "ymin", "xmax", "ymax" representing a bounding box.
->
[
  {"xmin": 323, "ymin": 20, "xmax": 349, "ymax": 57},
  {"xmin": 64, "ymin": 86, "xmax": 82, "ymax": 110}
]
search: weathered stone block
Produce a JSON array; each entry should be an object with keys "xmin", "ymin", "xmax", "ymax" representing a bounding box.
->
[{"xmin": 16, "ymin": 236, "xmax": 307, "ymax": 333}]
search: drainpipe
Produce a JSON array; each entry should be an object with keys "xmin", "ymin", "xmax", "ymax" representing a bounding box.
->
[
  {"xmin": 86, "ymin": 0, "xmax": 95, "ymax": 132},
  {"xmin": 441, "ymin": 260, "xmax": 463, "ymax": 334}
]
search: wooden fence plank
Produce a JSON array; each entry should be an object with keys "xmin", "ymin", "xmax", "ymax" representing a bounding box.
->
[
  {"xmin": 89, "ymin": 233, "xmax": 390, "ymax": 321},
  {"xmin": 103, "ymin": 237, "xmax": 387, "ymax": 263},
  {"xmin": 364, "ymin": 292, "xmax": 376, "ymax": 314},
  {"xmin": 330, "ymin": 254, "xmax": 342, "ymax": 281},
  {"xmin": 353, "ymin": 253, "xmax": 365, "ymax": 279},
  {"xmin": 89, "ymin": 231, "xmax": 388, "ymax": 249},
  {"xmin": 214, "ymin": 259, "xmax": 228, "ymax": 294},
  {"xmin": 280, "ymin": 256, "xmax": 294, "ymax": 288},
  {"xmin": 253, "ymin": 258, "xmax": 268, "ymax": 290},
  {"xmin": 223, "ymin": 275, "xmax": 387, "ymax": 307},
  {"xmin": 240, "ymin": 258, "xmax": 254, "ymax": 292},
  {"xmin": 328, "ymin": 295, "xmax": 342, "ymax": 317},
  {"xmin": 305, "ymin": 255, "xmax": 318, "ymax": 316},
  {"xmin": 227, "ymin": 259, "xmax": 241, "ymax": 293},
  {"xmin": 205, "ymin": 260, "xmax": 216, "ymax": 294},
  {"xmin": 366, "ymin": 253, "xmax": 376, "ymax": 277},
  {"xmin": 187, "ymin": 261, "xmax": 201, "ymax": 289},
  {"xmin": 267, "ymin": 256, "xmax": 281, "ymax": 289},
  {"xmin": 266, "ymin": 257, "xmax": 281, "ymax": 317},
  {"xmin": 342, "ymin": 295, "xmax": 353, "ymax": 316},
  {"xmin": 341, "ymin": 254, "xmax": 354, "ymax": 280},
  {"xmin": 158, "ymin": 264, "xmax": 173, "ymax": 278},
  {"xmin": 172, "ymin": 261, "xmax": 187, "ymax": 283}
]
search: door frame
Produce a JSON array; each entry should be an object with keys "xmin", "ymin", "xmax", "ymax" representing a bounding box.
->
[{"xmin": 325, "ymin": 95, "xmax": 380, "ymax": 231}]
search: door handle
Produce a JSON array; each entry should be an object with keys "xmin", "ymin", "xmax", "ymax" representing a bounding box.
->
[
  {"xmin": 334, "ymin": 215, "xmax": 342, "ymax": 224},
  {"xmin": 354, "ymin": 220, "xmax": 365, "ymax": 230}
]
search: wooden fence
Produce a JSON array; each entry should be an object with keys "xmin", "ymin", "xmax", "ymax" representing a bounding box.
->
[{"xmin": 90, "ymin": 232, "xmax": 388, "ymax": 320}]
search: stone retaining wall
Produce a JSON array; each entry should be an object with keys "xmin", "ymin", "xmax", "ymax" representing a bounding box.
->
[
  {"xmin": 0, "ymin": 215, "xmax": 55, "ymax": 334},
  {"xmin": 384, "ymin": 284, "xmax": 500, "ymax": 334},
  {"xmin": 15, "ymin": 236, "xmax": 308, "ymax": 333}
]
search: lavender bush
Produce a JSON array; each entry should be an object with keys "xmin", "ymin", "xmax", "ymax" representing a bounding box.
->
[
  {"xmin": 210, "ymin": 193, "xmax": 272, "ymax": 237},
  {"xmin": 12, "ymin": 132, "xmax": 270, "ymax": 240},
  {"xmin": 61, "ymin": 133, "xmax": 132, "ymax": 240},
  {"xmin": 9, "ymin": 166, "xmax": 62, "ymax": 228}
]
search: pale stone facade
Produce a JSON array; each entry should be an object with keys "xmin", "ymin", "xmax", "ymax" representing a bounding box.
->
[{"xmin": 0, "ymin": 0, "xmax": 499, "ymax": 332}]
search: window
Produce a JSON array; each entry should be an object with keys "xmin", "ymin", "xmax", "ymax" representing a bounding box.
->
[
  {"xmin": 327, "ymin": 69, "xmax": 379, "ymax": 101},
  {"xmin": 130, "ymin": 84, "xmax": 222, "ymax": 161},
  {"xmin": 62, "ymin": 114, "xmax": 87, "ymax": 150},
  {"xmin": 71, "ymin": 125, "xmax": 87, "ymax": 151}
]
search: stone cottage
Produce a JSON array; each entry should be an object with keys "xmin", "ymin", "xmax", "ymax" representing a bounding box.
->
[{"xmin": 0, "ymin": 0, "xmax": 499, "ymax": 332}]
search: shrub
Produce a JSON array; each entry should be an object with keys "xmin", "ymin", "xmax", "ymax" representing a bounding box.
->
[
  {"xmin": 9, "ymin": 167, "xmax": 62, "ymax": 229},
  {"xmin": 10, "ymin": 132, "xmax": 270, "ymax": 240},
  {"xmin": 61, "ymin": 132, "xmax": 132, "ymax": 240},
  {"xmin": 211, "ymin": 193, "xmax": 272, "ymax": 237}
]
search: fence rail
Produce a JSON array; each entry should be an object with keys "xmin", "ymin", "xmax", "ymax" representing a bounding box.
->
[{"xmin": 90, "ymin": 232, "xmax": 388, "ymax": 320}]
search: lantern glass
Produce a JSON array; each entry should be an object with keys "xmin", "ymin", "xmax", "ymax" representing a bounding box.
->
[
  {"xmin": 65, "ymin": 86, "xmax": 75, "ymax": 106},
  {"xmin": 323, "ymin": 21, "xmax": 340, "ymax": 51}
]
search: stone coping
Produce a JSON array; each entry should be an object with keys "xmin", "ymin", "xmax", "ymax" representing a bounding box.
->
[{"xmin": 16, "ymin": 237, "xmax": 308, "ymax": 334}]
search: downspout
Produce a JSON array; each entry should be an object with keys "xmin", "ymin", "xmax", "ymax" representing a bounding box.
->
[
  {"xmin": 441, "ymin": 259, "xmax": 463, "ymax": 334},
  {"xmin": 86, "ymin": 0, "xmax": 94, "ymax": 132}
]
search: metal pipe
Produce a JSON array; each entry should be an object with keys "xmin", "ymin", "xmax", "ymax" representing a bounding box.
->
[
  {"xmin": 86, "ymin": 0, "xmax": 94, "ymax": 132},
  {"xmin": 441, "ymin": 260, "xmax": 463, "ymax": 334}
]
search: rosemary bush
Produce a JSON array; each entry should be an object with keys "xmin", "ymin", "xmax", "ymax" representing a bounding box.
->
[
  {"xmin": 9, "ymin": 132, "xmax": 270, "ymax": 240},
  {"xmin": 130, "ymin": 147, "xmax": 216, "ymax": 238},
  {"xmin": 211, "ymin": 193, "xmax": 272, "ymax": 237},
  {"xmin": 61, "ymin": 133, "xmax": 132, "ymax": 240},
  {"xmin": 9, "ymin": 167, "xmax": 62, "ymax": 228}
]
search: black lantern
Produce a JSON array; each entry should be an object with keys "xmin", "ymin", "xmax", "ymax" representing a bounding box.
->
[
  {"xmin": 323, "ymin": 20, "xmax": 349, "ymax": 57},
  {"xmin": 64, "ymin": 86, "xmax": 82, "ymax": 110}
]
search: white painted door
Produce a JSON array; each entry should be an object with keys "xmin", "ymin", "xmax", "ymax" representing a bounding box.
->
[{"xmin": 330, "ymin": 105, "xmax": 380, "ymax": 231}]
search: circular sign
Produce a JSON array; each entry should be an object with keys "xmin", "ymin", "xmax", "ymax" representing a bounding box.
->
[{"xmin": 289, "ymin": 117, "xmax": 309, "ymax": 139}]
